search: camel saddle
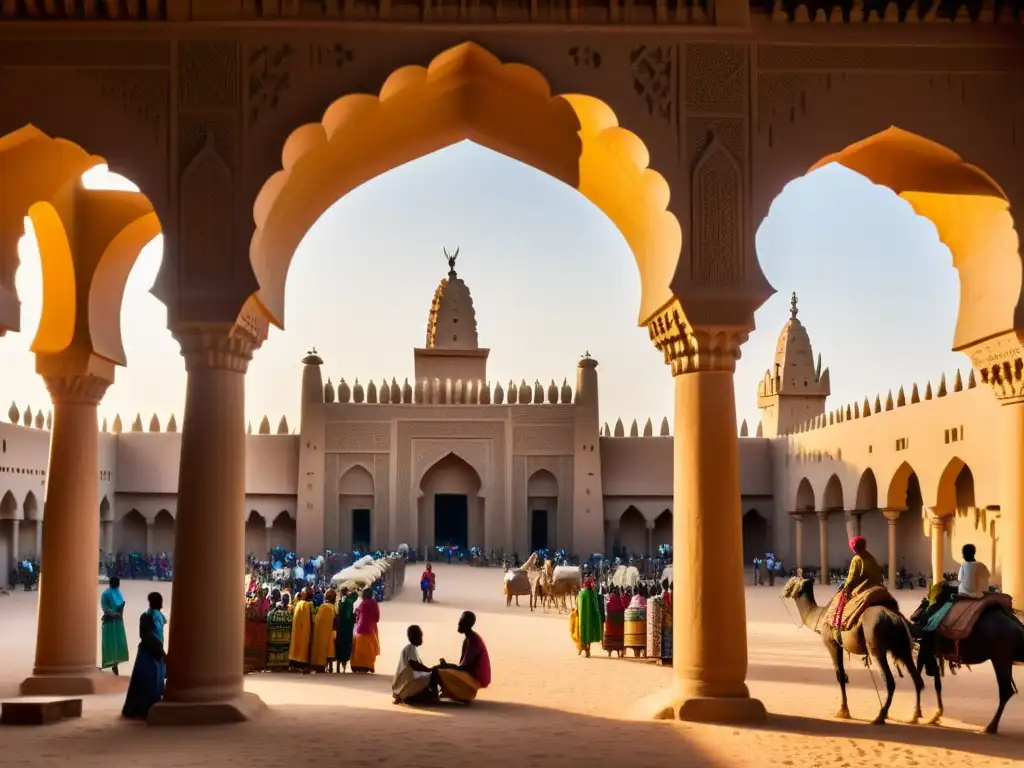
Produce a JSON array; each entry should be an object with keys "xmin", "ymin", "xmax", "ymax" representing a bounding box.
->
[
  {"xmin": 818, "ymin": 586, "xmax": 900, "ymax": 634},
  {"xmin": 937, "ymin": 593, "xmax": 1013, "ymax": 642}
]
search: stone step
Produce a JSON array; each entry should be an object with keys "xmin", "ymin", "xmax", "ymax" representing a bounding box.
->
[{"xmin": 1, "ymin": 697, "xmax": 82, "ymax": 726}]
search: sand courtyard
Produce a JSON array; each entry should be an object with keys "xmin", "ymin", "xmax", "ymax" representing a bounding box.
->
[{"xmin": 0, "ymin": 564, "xmax": 1020, "ymax": 767}]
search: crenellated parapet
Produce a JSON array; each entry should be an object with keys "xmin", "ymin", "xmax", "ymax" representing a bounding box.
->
[
  {"xmin": 786, "ymin": 367, "xmax": 977, "ymax": 435},
  {"xmin": 325, "ymin": 375, "xmax": 575, "ymax": 406},
  {"xmin": 764, "ymin": 0, "xmax": 1020, "ymax": 23},
  {"xmin": 6, "ymin": 402, "xmax": 51, "ymax": 431},
  {"xmin": 601, "ymin": 416, "xmax": 671, "ymax": 437}
]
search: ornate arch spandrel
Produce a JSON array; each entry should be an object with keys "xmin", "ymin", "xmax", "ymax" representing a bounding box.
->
[{"xmin": 246, "ymin": 41, "xmax": 683, "ymax": 336}]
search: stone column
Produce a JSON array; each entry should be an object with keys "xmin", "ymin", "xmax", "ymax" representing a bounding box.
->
[
  {"xmin": 264, "ymin": 519, "xmax": 273, "ymax": 557},
  {"xmin": 662, "ymin": 330, "xmax": 765, "ymax": 724},
  {"xmin": 998, "ymin": 399, "xmax": 1024, "ymax": 599},
  {"xmin": 34, "ymin": 520, "xmax": 42, "ymax": 560},
  {"xmin": 103, "ymin": 520, "xmax": 114, "ymax": 556},
  {"xmin": 646, "ymin": 519, "xmax": 655, "ymax": 556},
  {"xmin": 10, "ymin": 519, "xmax": 19, "ymax": 563},
  {"xmin": 791, "ymin": 513, "xmax": 805, "ymax": 568},
  {"xmin": 844, "ymin": 511, "xmax": 863, "ymax": 538},
  {"xmin": 928, "ymin": 511, "xmax": 948, "ymax": 586},
  {"xmin": 882, "ymin": 509, "xmax": 901, "ymax": 586},
  {"xmin": 816, "ymin": 511, "xmax": 830, "ymax": 585},
  {"xmin": 149, "ymin": 329, "xmax": 265, "ymax": 725},
  {"xmin": 22, "ymin": 374, "xmax": 121, "ymax": 696},
  {"xmin": 145, "ymin": 518, "xmax": 154, "ymax": 556}
]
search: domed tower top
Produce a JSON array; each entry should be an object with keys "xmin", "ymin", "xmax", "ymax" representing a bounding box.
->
[
  {"xmin": 425, "ymin": 247, "xmax": 480, "ymax": 351},
  {"xmin": 757, "ymin": 293, "xmax": 830, "ymax": 437}
]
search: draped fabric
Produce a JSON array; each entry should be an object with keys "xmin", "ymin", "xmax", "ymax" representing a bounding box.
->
[
  {"xmin": 602, "ymin": 593, "xmax": 625, "ymax": 652},
  {"xmin": 288, "ymin": 599, "xmax": 314, "ymax": 665},
  {"xmin": 121, "ymin": 609, "xmax": 166, "ymax": 719},
  {"xmin": 266, "ymin": 607, "xmax": 293, "ymax": 670},
  {"xmin": 646, "ymin": 596, "xmax": 663, "ymax": 660},
  {"xmin": 100, "ymin": 587, "xmax": 129, "ymax": 670},
  {"xmin": 335, "ymin": 593, "xmax": 358, "ymax": 664},
  {"xmin": 623, "ymin": 603, "xmax": 647, "ymax": 652},
  {"xmin": 244, "ymin": 599, "xmax": 270, "ymax": 673},
  {"xmin": 576, "ymin": 587, "xmax": 602, "ymax": 645},
  {"xmin": 310, "ymin": 601, "xmax": 337, "ymax": 667},
  {"xmin": 661, "ymin": 591, "xmax": 673, "ymax": 663},
  {"xmin": 351, "ymin": 631, "xmax": 380, "ymax": 672}
]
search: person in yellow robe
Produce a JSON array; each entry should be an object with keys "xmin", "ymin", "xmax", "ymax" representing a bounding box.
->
[
  {"xmin": 310, "ymin": 589, "xmax": 337, "ymax": 672},
  {"xmin": 288, "ymin": 588, "xmax": 314, "ymax": 670}
]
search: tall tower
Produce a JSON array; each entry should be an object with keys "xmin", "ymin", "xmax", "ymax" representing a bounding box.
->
[
  {"xmin": 572, "ymin": 352, "xmax": 604, "ymax": 555},
  {"xmin": 413, "ymin": 247, "xmax": 489, "ymax": 392},
  {"xmin": 757, "ymin": 293, "xmax": 830, "ymax": 437},
  {"xmin": 296, "ymin": 349, "xmax": 327, "ymax": 556}
]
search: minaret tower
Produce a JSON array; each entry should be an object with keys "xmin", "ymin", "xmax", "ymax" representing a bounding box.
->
[
  {"xmin": 296, "ymin": 348, "xmax": 327, "ymax": 555},
  {"xmin": 571, "ymin": 351, "xmax": 604, "ymax": 555},
  {"xmin": 757, "ymin": 293, "xmax": 830, "ymax": 437}
]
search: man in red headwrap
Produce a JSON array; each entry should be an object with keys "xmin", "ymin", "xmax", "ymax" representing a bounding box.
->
[{"xmin": 833, "ymin": 536, "xmax": 885, "ymax": 629}]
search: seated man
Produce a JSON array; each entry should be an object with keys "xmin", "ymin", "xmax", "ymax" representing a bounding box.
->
[
  {"xmin": 958, "ymin": 544, "xmax": 990, "ymax": 599},
  {"xmin": 435, "ymin": 611, "xmax": 491, "ymax": 703},
  {"xmin": 832, "ymin": 536, "xmax": 885, "ymax": 630},
  {"xmin": 392, "ymin": 624, "xmax": 436, "ymax": 705}
]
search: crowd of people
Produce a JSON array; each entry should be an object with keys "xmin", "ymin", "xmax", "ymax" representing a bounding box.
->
[{"xmin": 570, "ymin": 578, "xmax": 673, "ymax": 663}]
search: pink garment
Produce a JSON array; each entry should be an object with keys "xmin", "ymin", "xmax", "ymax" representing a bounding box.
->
[{"xmin": 355, "ymin": 597, "xmax": 380, "ymax": 635}]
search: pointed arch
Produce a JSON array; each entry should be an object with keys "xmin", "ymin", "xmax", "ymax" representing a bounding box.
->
[
  {"xmin": 22, "ymin": 491, "xmax": 39, "ymax": 521},
  {"xmin": 886, "ymin": 461, "xmax": 918, "ymax": 511},
  {"xmin": 742, "ymin": 509, "xmax": 769, "ymax": 563},
  {"xmin": 99, "ymin": 495, "xmax": 112, "ymax": 522},
  {"xmin": 822, "ymin": 474, "xmax": 844, "ymax": 511},
  {"xmin": 794, "ymin": 477, "xmax": 815, "ymax": 512},
  {"xmin": 527, "ymin": 469, "xmax": 558, "ymax": 497},
  {"xmin": 246, "ymin": 41, "xmax": 685, "ymax": 338},
  {"xmin": 854, "ymin": 469, "xmax": 878, "ymax": 511},
  {"xmin": 617, "ymin": 505, "xmax": 647, "ymax": 556},
  {"xmin": 935, "ymin": 457, "xmax": 975, "ymax": 516},
  {"xmin": 270, "ymin": 510, "xmax": 297, "ymax": 552},
  {"xmin": 653, "ymin": 508, "xmax": 672, "ymax": 550},
  {"xmin": 339, "ymin": 464, "xmax": 375, "ymax": 496},
  {"xmin": 118, "ymin": 508, "xmax": 147, "ymax": 554},
  {"xmin": 0, "ymin": 490, "xmax": 17, "ymax": 520}
]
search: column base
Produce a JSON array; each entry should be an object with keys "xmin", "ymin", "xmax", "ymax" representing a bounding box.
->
[
  {"xmin": 20, "ymin": 671, "xmax": 128, "ymax": 697},
  {"xmin": 649, "ymin": 690, "xmax": 767, "ymax": 725},
  {"xmin": 147, "ymin": 691, "xmax": 265, "ymax": 726}
]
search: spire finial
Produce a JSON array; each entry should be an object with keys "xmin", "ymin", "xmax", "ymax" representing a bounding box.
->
[
  {"xmin": 582, "ymin": 350, "xmax": 592, "ymax": 360},
  {"xmin": 443, "ymin": 246, "xmax": 460, "ymax": 276},
  {"xmin": 790, "ymin": 292, "xmax": 798, "ymax": 320}
]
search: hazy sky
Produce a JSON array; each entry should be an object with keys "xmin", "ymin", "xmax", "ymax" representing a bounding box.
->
[{"xmin": 3, "ymin": 141, "xmax": 966, "ymax": 434}]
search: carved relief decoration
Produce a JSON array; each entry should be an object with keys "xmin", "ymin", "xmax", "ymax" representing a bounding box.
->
[
  {"xmin": 630, "ymin": 45, "xmax": 675, "ymax": 123},
  {"xmin": 512, "ymin": 424, "xmax": 574, "ymax": 455},
  {"xmin": 373, "ymin": 453, "xmax": 391, "ymax": 549},
  {"xmin": 98, "ymin": 70, "xmax": 167, "ymax": 143},
  {"xmin": 179, "ymin": 41, "xmax": 239, "ymax": 112},
  {"xmin": 179, "ymin": 131, "xmax": 233, "ymax": 289},
  {"xmin": 691, "ymin": 134, "xmax": 743, "ymax": 288},
  {"xmin": 326, "ymin": 421, "xmax": 391, "ymax": 452},
  {"xmin": 248, "ymin": 43, "xmax": 296, "ymax": 127},
  {"xmin": 396, "ymin": 420, "xmax": 505, "ymax": 546},
  {"xmin": 685, "ymin": 43, "xmax": 747, "ymax": 116},
  {"xmin": 568, "ymin": 46, "xmax": 602, "ymax": 69},
  {"xmin": 309, "ymin": 42, "xmax": 354, "ymax": 70}
]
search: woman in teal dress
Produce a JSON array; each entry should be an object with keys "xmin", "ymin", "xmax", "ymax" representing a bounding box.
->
[
  {"xmin": 100, "ymin": 577, "xmax": 129, "ymax": 674},
  {"xmin": 122, "ymin": 592, "xmax": 167, "ymax": 719}
]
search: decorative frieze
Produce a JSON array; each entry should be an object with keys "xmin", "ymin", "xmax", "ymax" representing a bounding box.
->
[
  {"xmin": 512, "ymin": 424, "xmax": 574, "ymax": 455},
  {"xmin": 325, "ymin": 421, "xmax": 391, "ymax": 452},
  {"xmin": 630, "ymin": 44, "xmax": 676, "ymax": 124}
]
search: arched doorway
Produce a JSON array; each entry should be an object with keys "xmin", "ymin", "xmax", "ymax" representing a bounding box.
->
[
  {"xmin": 152, "ymin": 510, "xmax": 174, "ymax": 554},
  {"xmin": 418, "ymin": 453, "xmax": 482, "ymax": 551},
  {"xmin": 118, "ymin": 509, "xmax": 146, "ymax": 555},
  {"xmin": 99, "ymin": 496, "xmax": 113, "ymax": 555},
  {"xmin": 21, "ymin": 490, "xmax": 39, "ymax": 558},
  {"xmin": 794, "ymin": 477, "xmax": 815, "ymax": 512},
  {"xmin": 652, "ymin": 509, "xmax": 672, "ymax": 551},
  {"xmin": 245, "ymin": 511, "xmax": 267, "ymax": 557},
  {"xmin": 270, "ymin": 511, "xmax": 296, "ymax": 553},
  {"xmin": 887, "ymin": 463, "xmax": 928, "ymax": 579},
  {"xmin": 936, "ymin": 458, "xmax": 979, "ymax": 576},
  {"xmin": 617, "ymin": 506, "xmax": 647, "ymax": 557},
  {"xmin": 742, "ymin": 510, "xmax": 769, "ymax": 564},
  {"xmin": 338, "ymin": 465, "xmax": 375, "ymax": 553},
  {"xmin": 526, "ymin": 469, "xmax": 558, "ymax": 552},
  {"xmin": 0, "ymin": 490, "xmax": 17, "ymax": 578},
  {"xmin": 821, "ymin": 474, "xmax": 848, "ymax": 569}
]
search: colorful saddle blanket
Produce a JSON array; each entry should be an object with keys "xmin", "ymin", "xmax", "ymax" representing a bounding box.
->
[
  {"xmin": 818, "ymin": 586, "xmax": 899, "ymax": 633},
  {"xmin": 938, "ymin": 593, "xmax": 1013, "ymax": 641}
]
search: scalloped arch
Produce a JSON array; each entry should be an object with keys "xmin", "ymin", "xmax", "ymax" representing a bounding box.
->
[
  {"xmin": 249, "ymin": 42, "xmax": 681, "ymax": 333},
  {"xmin": 811, "ymin": 126, "xmax": 1021, "ymax": 352}
]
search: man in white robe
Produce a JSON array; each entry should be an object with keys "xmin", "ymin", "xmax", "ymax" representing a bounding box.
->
[{"xmin": 392, "ymin": 625, "xmax": 436, "ymax": 704}]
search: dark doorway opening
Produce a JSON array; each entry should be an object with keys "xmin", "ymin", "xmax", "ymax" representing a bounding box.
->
[
  {"xmin": 531, "ymin": 509, "xmax": 549, "ymax": 552},
  {"xmin": 435, "ymin": 494, "xmax": 468, "ymax": 549},
  {"xmin": 741, "ymin": 509, "xmax": 768, "ymax": 563},
  {"xmin": 352, "ymin": 508, "xmax": 371, "ymax": 552}
]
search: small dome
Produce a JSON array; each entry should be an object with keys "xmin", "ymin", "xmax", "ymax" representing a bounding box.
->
[
  {"xmin": 337, "ymin": 378, "xmax": 351, "ymax": 403},
  {"xmin": 324, "ymin": 378, "xmax": 336, "ymax": 403},
  {"xmin": 302, "ymin": 347, "xmax": 323, "ymax": 366},
  {"xmin": 425, "ymin": 249, "xmax": 480, "ymax": 351}
]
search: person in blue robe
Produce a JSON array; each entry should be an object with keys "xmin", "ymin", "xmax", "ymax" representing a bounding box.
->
[{"xmin": 121, "ymin": 592, "xmax": 167, "ymax": 719}]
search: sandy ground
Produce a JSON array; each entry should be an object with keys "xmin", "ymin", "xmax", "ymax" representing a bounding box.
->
[{"xmin": 0, "ymin": 566, "xmax": 1020, "ymax": 767}]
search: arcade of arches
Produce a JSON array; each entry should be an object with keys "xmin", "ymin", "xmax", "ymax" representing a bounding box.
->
[{"xmin": 0, "ymin": 15, "xmax": 1021, "ymax": 730}]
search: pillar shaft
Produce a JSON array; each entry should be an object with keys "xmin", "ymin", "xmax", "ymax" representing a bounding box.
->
[
  {"xmin": 35, "ymin": 520, "xmax": 42, "ymax": 560},
  {"xmin": 883, "ymin": 509, "xmax": 900, "ymax": 586},
  {"xmin": 816, "ymin": 511, "xmax": 829, "ymax": 584},
  {"xmin": 150, "ymin": 329, "xmax": 264, "ymax": 725},
  {"xmin": 670, "ymin": 366, "xmax": 760, "ymax": 715},
  {"xmin": 22, "ymin": 375, "xmax": 114, "ymax": 696},
  {"xmin": 929, "ymin": 513, "xmax": 947, "ymax": 585},
  {"xmin": 792, "ymin": 514, "xmax": 805, "ymax": 568},
  {"xmin": 11, "ymin": 519, "xmax": 19, "ymax": 562},
  {"xmin": 999, "ymin": 399, "xmax": 1024, "ymax": 598},
  {"xmin": 265, "ymin": 522, "xmax": 272, "ymax": 557},
  {"xmin": 145, "ymin": 520, "xmax": 154, "ymax": 555}
]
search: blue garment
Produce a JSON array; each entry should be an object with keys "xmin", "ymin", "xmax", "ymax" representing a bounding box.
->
[
  {"xmin": 101, "ymin": 587, "xmax": 125, "ymax": 613},
  {"xmin": 923, "ymin": 601, "xmax": 953, "ymax": 633},
  {"xmin": 121, "ymin": 608, "xmax": 167, "ymax": 719}
]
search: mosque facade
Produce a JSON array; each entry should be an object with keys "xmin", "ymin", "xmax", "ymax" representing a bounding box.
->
[{"xmin": 0, "ymin": 260, "xmax": 1000, "ymax": 588}]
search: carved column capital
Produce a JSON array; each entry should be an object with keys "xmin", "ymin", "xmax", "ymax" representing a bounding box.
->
[
  {"xmin": 173, "ymin": 325, "xmax": 256, "ymax": 374},
  {"xmin": 926, "ymin": 508, "xmax": 950, "ymax": 530},
  {"xmin": 44, "ymin": 374, "xmax": 110, "ymax": 406},
  {"xmin": 647, "ymin": 299, "xmax": 749, "ymax": 376},
  {"xmin": 882, "ymin": 508, "xmax": 903, "ymax": 524},
  {"xmin": 815, "ymin": 510, "xmax": 829, "ymax": 523},
  {"xmin": 978, "ymin": 356, "xmax": 1024, "ymax": 403},
  {"xmin": 789, "ymin": 511, "xmax": 808, "ymax": 523}
]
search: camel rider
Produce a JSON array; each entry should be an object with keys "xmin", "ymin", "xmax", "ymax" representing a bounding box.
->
[
  {"xmin": 832, "ymin": 536, "xmax": 884, "ymax": 630},
  {"xmin": 957, "ymin": 544, "xmax": 990, "ymax": 598}
]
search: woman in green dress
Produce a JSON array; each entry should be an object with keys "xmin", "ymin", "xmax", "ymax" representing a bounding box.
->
[
  {"xmin": 100, "ymin": 576, "xmax": 130, "ymax": 674},
  {"xmin": 332, "ymin": 587, "xmax": 358, "ymax": 673}
]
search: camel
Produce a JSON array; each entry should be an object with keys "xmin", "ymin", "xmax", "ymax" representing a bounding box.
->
[
  {"xmin": 909, "ymin": 585, "xmax": 1024, "ymax": 734},
  {"xmin": 781, "ymin": 576, "xmax": 924, "ymax": 725},
  {"xmin": 503, "ymin": 566, "xmax": 533, "ymax": 610},
  {"xmin": 541, "ymin": 561, "xmax": 582, "ymax": 613},
  {"xmin": 522, "ymin": 552, "xmax": 546, "ymax": 610}
]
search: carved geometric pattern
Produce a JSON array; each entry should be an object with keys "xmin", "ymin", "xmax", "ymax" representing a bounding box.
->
[
  {"xmin": 568, "ymin": 46, "xmax": 602, "ymax": 69},
  {"xmin": 98, "ymin": 70, "xmax": 168, "ymax": 143},
  {"xmin": 309, "ymin": 42, "xmax": 354, "ymax": 69},
  {"xmin": 396, "ymin": 420, "xmax": 505, "ymax": 548},
  {"xmin": 373, "ymin": 453, "xmax": 390, "ymax": 549},
  {"xmin": 179, "ymin": 41, "xmax": 239, "ymax": 111},
  {"xmin": 685, "ymin": 43, "xmax": 747, "ymax": 116},
  {"xmin": 512, "ymin": 424, "xmax": 574, "ymax": 454},
  {"xmin": 247, "ymin": 43, "xmax": 296, "ymax": 127},
  {"xmin": 691, "ymin": 136, "xmax": 743, "ymax": 288},
  {"xmin": 179, "ymin": 113, "xmax": 235, "ymax": 171},
  {"xmin": 326, "ymin": 421, "xmax": 391, "ymax": 452},
  {"xmin": 687, "ymin": 116, "xmax": 745, "ymax": 166},
  {"xmin": 630, "ymin": 44, "xmax": 675, "ymax": 123},
  {"xmin": 757, "ymin": 45, "xmax": 1017, "ymax": 73}
]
